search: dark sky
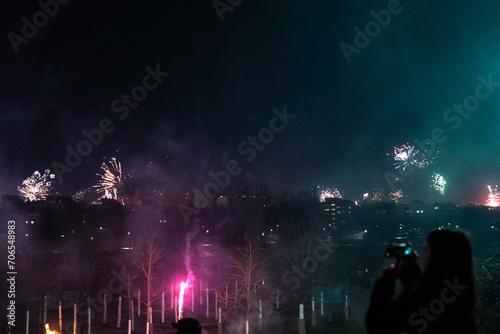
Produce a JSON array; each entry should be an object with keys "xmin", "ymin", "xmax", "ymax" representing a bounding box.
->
[{"xmin": 1, "ymin": 0, "xmax": 500, "ymax": 204}]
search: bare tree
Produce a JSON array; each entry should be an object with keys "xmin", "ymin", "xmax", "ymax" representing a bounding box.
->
[
  {"xmin": 220, "ymin": 232, "xmax": 269, "ymax": 333},
  {"xmin": 135, "ymin": 233, "xmax": 166, "ymax": 334},
  {"xmin": 475, "ymin": 245, "xmax": 500, "ymax": 334},
  {"xmin": 279, "ymin": 210, "xmax": 333, "ymax": 301}
]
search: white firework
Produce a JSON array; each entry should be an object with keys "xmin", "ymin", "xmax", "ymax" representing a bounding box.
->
[
  {"xmin": 393, "ymin": 143, "xmax": 435, "ymax": 170},
  {"xmin": 486, "ymin": 185, "xmax": 500, "ymax": 207},
  {"xmin": 390, "ymin": 189, "xmax": 404, "ymax": 204},
  {"xmin": 18, "ymin": 169, "xmax": 54, "ymax": 201},
  {"xmin": 430, "ymin": 173, "xmax": 446, "ymax": 195},
  {"xmin": 94, "ymin": 158, "xmax": 124, "ymax": 203},
  {"xmin": 372, "ymin": 188, "xmax": 384, "ymax": 202},
  {"xmin": 320, "ymin": 188, "xmax": 342, "ymax": 202}
]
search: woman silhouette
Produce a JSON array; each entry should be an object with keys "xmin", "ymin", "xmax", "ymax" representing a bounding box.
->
[{"xmin": 366, "ymin": 229, "xmax": 477, "ymax": 334}]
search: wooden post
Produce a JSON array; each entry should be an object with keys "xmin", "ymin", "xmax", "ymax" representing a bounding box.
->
[
  {"xmin": 298, "ymin": 304, "xmax": 306, "ymax": 334},
  {"xmin": 258, "ymin": 299, "xmax": 263, "ymax": 330},
  {"xmin": 344, "ymin": 292, "xmax": 349, "ymax": 321},
  {"xmin": 26, "ymin": 310, "xmax": 29, "ymax": 334},
  {"xmin": 171, "ymin": 284, "xmax": 174, "ymax": 309},
  {"xmin": 128, "ymin": 319, "xmax": 131, "ymax": 334},
  {"xmin": 245, "ymin": 319, "xmax": 249, "ymax": 334},
  {"xmin": 43, "ymin": 295, "xmax": 47, "ymax": 325},
  {"xmin": 191, "ymin": 287, "xmax": 195, "ymax": 313},
  {"xmin": 59, "ymin": 301, "xmax": 63, "ymax": 332},
  {"xmin": 88, "ymin": 306, "xmax": 91, "ymax": 334},
  {"xmin": 311, "ymin": 297, "xmax": 316, "ymax": 327},
  {"xmin": 137, "ymin": 289, "xmax": 141, "ymax": 316},
  {"xmin": 162, "ymin": 292, "xmax": 165, "ymax": 323},
  {"xmin": 276, "ymin": 288, "xmax": 280, "ymax": 309},
  {"xmin": 131, "ymin": 300, "xmax": 135, "ymax": 332},
  {"xmin": 320, "ymin": 292, "xmax": 324, "ymax": 316},
  {"xmin": 117, "ymin": 296, "xmax": 122, "ymax": 328},
  {"xmin": 206, "ymin": 289, "xmax": 209, "ymax": 318},
  {"xmin": 215, "ymin": 291, "xmax": 218, "ymax": 319},
  {"xmin": 146, "ymin": 322, "xmax": 149, "ymax": 334},
  {"xmin": 174, "ymin": 299, "xmax": 178, "ymax": 322},
  {"xmin": 73, "ymin": 303, "xmax": 77, "ymax": 334},
  {"xmin": 218, "ymin": 308, "xmax": 222, "ymax": 334},
  {"xmin": 149, "ymin": 306, "xmax": 152, "ymax": 324},
  {"xmin": 199, "ymin": 280, "xmax": 203, "ymax": 305},
  {"xmin": 103, "ymin": 294, "xmax": 107, "ymax": 324}
]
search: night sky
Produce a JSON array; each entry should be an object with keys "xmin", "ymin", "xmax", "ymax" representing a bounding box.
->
[{"xmin": 2, "ymin": 0, "xmax": 500, "ymax": 204}]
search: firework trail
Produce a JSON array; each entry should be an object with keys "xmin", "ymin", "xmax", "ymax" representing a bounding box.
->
[
  {"xmin": 320, "ymin": 188, "xmax": 342, "ymax": 202},
  {"xmin": 430, "ymin": 173, "xmax": 446, "ymax": 195},
  {"xmin": 18, "ymin": 169, "xmax": 54, "ymax": 201},
  {"xmin": 486, "ymin": 185, "xmax": 500, "ymax": 207},
  {"xmin": 94, "ymin": 158, "xmax": 123, "ymax": 203}
]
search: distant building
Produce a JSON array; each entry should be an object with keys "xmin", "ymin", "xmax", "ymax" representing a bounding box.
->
[{"xmin": 324, "ymin": 198, "xmax": 354, "ymax": 227}]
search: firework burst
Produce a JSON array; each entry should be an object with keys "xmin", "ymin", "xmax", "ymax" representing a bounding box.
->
[
  {"xmin": 392, "ymin": 143, "xmax": 435, "ymax": 170},
  {"xmin": 73, "ymin": 187, "xmax": 92, "ymax": 202},
  {"xmin": 320, "ymin": 187, "xmax": 342, "ymax": 202},
  {"xmin": 430, "ymin": 173, "xmax": 446, "ymax": 195},
  {"xmin": 390, "ymin": 189, "xmax": 404, "ymax": 204},
  {"xmin": 486, "ymin": 185, "xmax": 500, "ymax": 207},
  {"xmin": 371, "ymin": 188, "xmax": 384, "ymax": 202},
  {"xmin": 18, "ymin": 169, "xmax": 54, "ymax": 202},
  {"xmin": 94, "ymin": 158, "xmax": 124, "ymax": 203}
]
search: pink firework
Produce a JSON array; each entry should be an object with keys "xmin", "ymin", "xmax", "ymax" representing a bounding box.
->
[{"xmin": 178, "ymin": 279, "xmax": 190, "ymax": 320}]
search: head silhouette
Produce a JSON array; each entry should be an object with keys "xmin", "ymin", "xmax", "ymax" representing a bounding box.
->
[
  {"xmin": 171, "ymin": 318, "xmax": 202, "ymax": 334},
  {"xmin": 421, "ymin": 230, "xmax": 476, "ymax": 312},
  {"xmin": 425, "ymin": 230, "xmax": 473, "ymax": 278}
]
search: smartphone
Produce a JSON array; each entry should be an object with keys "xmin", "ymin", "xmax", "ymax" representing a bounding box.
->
[{"xmin": 384, "ymin": 241, "xmax": 413, "ymax": 258}]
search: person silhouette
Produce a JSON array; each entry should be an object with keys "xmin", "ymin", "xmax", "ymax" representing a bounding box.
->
[
  {"xmin": 366, "ymin": 229, "xmax": 477, "ymax": 334},
  {"xmin": 171, "ymin": 318, "xmax": 202, "ymax": 334}
]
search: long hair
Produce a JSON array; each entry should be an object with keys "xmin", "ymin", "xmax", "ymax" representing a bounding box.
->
[{"xmin": 420, "ymin": 229, "xmax": 477, "ymax": 332}]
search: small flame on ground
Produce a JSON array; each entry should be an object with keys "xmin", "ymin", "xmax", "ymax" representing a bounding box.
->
[{"xmin": 45, "ymin": 324, "xmax": 57, "ymax": 334}]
